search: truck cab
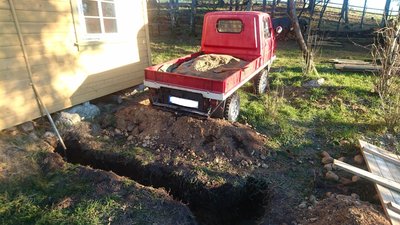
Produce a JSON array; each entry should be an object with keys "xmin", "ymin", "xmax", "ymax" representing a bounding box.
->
[{"xmin": 144, "ymin": 11, "xmax": 280, "ymax": 121}]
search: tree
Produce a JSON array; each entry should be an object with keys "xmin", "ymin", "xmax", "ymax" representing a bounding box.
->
[
  {"xmin": 190, "ymin": 0, "xmax": 197, "ymax": 36},
  {"xmin": 381, "ymin": 0, "xmax": 392, "ymax": 27},
  {"xmin": 317, "ymin": 0, "xmax": 330, "ymax": 29},
  {"xmin": 287, "ymin": 0, "xmax": 318, "ymax": 76},
  {"xmin": 360, "ymin": 0, "xmax": 367, "ymax": 29},
  {"xmin": 271, "ymin": 0, "xmax": 277, "ymax": 17},
  {"xmin": 337, "ymin": 0, "xmax": 349, "ymax": 30}
]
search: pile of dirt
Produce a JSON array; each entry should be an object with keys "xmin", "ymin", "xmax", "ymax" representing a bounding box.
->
[
  {"xmin": 115, "ymin": 102, "xmax": 269, "ymax": 174},
  {"xmin": 297, "ymin": 194, "xmax": 390, "ymax": 225},
  {"xmin": 172, "ymin": 54, "xmax": 248, "ymax": 80}
]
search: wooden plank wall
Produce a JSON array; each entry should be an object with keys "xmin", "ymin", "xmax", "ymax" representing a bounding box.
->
[{"xmin": 0, "ymin": 0, "xmax": 151, "ymax": 130}]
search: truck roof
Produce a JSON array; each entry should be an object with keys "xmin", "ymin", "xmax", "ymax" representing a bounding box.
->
[{"xmin": 205, "ymin": 11, "xmax": 270, "ymax": 17}]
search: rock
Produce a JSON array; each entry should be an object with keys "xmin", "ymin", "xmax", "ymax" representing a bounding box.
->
[
  {"xmin": 325, "ymin": 171, "xmax": 339, "ymax": 181},
  {"xmin": 339, "ymin": 177, "xmax": 352, "ymax": 185},
  {"xmin": 261, "ymin": 163, "xmax": 269, "ymax": 168},
  {"xmin": 354, "ymin": 154, "xmax": 364, "ymax": 165},
  {"xmin": 303, "ymin": 78, "xmax": 325, "ymax": 87},
  {"xmin": 127, "ymin": 135, "xmax": 134, "ymax": 141},
  {"xmin": 114, "ymin": 128, "xmax": 122, "ymax": 135},
  {"xmin": 298, "ymin": 201, "xmax": 307, "ymax": 208},
  {"xmin": 309, "ymin": 217, "xmax": 318, "ymax": 222},
  {"xmin": 29, "ymin": 132, "xmax": 39, "ymax": 140},
  {"xmin": 67, "ymin": 102, "xmax": 100, "ymax": 120},
  {"xmin": 260, "ymin": 154, "xmax": 266, "ymax": 160},
  {"xmin": 56, "ymin": 112, "xmax": 81, "ymax": 127},
  {"xmin": 351, "ymin": 193, "xmax": 360, "ymax": 199},
  {"xmin": 42, "ymin": 131, "xmax": 58, "ymax": 147},
  {"xmin": 321, "ymin": 156, "xmax": 333, "ymax": 164},
  {"xmin": 324, "ymin": 163, "xmax": 333, "ymax": 171},
  {"xmin": 338, "ymin": 156, "xmax": 346, "ymax": 162},
  {"xmin": 321, "ymin": 151, "xmax": 330, "ymax": 158},
  {"xmin": 325, "ymin": 192, "xmax": 332, "ymax": 198},
  {"xmin": 351, "ymin": 175, "xmax": 360, "ymax": 182},
  {"xmin": 20, "ymin": 121, "xmax": 34, "ymax": 132},
  {"xmin": 309, "ymin": 195, "xmax": 317, "ymax": 206}
]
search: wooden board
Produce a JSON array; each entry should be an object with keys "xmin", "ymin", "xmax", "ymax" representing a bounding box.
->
[
  {"xmin": 360, "ymin": 140, "xmax": 400, "ymax": 225},
  {"xmin": 329, "ymin": 59, "xmax": 372, "ymax": 65},
  {"xmin": 334, "ymin": 63, "xmax": 381, "ymax": 72}
]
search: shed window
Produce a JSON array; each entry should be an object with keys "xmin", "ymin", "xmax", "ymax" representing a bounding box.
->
[
  {"xmin": 217, "ymin": 20, "xmax": 243, "ymax": 33},
  {"xmin": 80, "ymin": 0, "xmax": 118, "ymax": 34}
]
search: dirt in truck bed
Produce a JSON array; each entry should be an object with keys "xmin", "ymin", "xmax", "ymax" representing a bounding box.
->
[
  {"xmin": 170, "ymin": 54, "xmax": 249, "ymax": 80},
  {"xmin": 0, "ymin": 93, "xmax": 390, "ymax": 225}
]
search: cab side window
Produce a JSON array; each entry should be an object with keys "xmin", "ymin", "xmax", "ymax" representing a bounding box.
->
[{"xmin": 263, "ymin": 19, "xmax": 271, "ymax": 39}]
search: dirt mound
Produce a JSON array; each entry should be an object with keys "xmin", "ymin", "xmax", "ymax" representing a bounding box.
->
[
  {"xmin": 298, "ymin": 194, "xmax": 390, "ymax": 225},
  {"xmin": 115, "ymin": 103, "xmax": 269, "ymax": 172},
  {"xmin": 172, "ymin": 54, "xmax": 248, "ymax": 80}
]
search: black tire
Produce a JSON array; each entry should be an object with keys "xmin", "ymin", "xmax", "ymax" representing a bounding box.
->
[
  {"xmin": 253, "ymin": 69, "xmax": 269, "ymax": 95},
  {"xmin": 224, "ymin": 92, "xmax": 240, "ymax": 122}
]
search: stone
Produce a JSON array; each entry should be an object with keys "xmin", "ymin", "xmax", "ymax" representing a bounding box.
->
[
  {"xmin": 42, "ymin": 131, "xmax": 58, "ymax": 147},
  {"xmin": 321, "ymin": 156, "xmax": 333, "ymax": 164},
  {"xmin": 353, "ymin": 154, "xmax": 364, "ymax": 165},
  {"xmin": 298, "ymin": 201, "xmax": 307, "ymax": 208},
  {"xmin": 29, "ymin": 132, "xmax": 39, "ymax": 140},
  {"xmin": 325, "ymin": 192, "xmax": 332, "ymax": 198},
  {"xmin": 321, "ymin": 151, "xmax": 330, "ymax": 158},
  {"xmin": 351, "ymin": 175, "xmax": 360, "ymax": 182},
  {"xmin": 351, "ymin": 193, "xmax": 360, "ymax": 199},
  {"xmin": 127, "ymin": 135, "xmax": 134, "ymax": 141},
  {"xmin": 337, "ymin": 156, "xmax": 346, "ymax": 162},
  {"xmin": 56, "ymin": 112, "xmax": 81, "ymax": 127},
  {"xmin": 339, "ymin": 177, "xmax": 352, "ymax": 185},
  {"xmin": 309, "ymin": 195, "xmax": 317, "ymax": 206},
  {"xmin": 20, "ymin": 121, "xmax": 34, "ymax": 132},
  {"xmin": 324, "ymin": 163, "xmax": 333, "ymax": 171},
  {"xmin": 309, "ymin": 218, "xmax": 318, "ymax": 222},
  {"xmin": 261, "ymin": 163, "xmax": 269, "ymax": 168},
  {"xmin": 303, "ymin": 78, "xmax": 325, "ymax": 87},
  {"xmin": 67, "ymin": 102, "xmax": 100, "ymax": 120},
  {"xmin": 325, "ymin": 171, "xmax": 339, "ymax": 181}
]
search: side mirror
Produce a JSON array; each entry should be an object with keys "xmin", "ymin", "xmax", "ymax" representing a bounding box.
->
[{"xmin": 275, "ymin": 26, "xmax": 283, "ymax": 35}]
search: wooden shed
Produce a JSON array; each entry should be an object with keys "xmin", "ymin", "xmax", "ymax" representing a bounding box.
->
[{"xmin": 0, "ymin": 0, "xmax": 151, "ymax": 130}]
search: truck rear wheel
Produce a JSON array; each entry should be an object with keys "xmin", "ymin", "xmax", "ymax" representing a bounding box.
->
[
  {"xmin": 254, "ymin": 69, "xmax": 269, "ymax": 95},
  {"xmin": 224, "ymin": 92, "xmax": 240, "ymax": 122}
]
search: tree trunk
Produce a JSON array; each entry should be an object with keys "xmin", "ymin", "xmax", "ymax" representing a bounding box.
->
[
  {"xmin": 337, "ymin": 0, "xmax": 349, "ymax": 31},
  {"xmin": 287, "ymin": 0, "xmax": 318, "ymax": 76},
  {"xmin": 190, "ymin": 0, "xmax": 197, "ymax": 36},
  {"xmin": 360, "ymin": 0, "xmax": 367, "ymax": 29},
  {"xmin": 317, "ymin": 0, "xmax": 330, "ymax": 29},
  {"xmin": 262, "ymin": 0, "xmax": 267, "ymax": 12},
  {"xmin": 271, "ymin": 0, "xmax": 276, "ymax": 17},
  {"xmin": 218, "ymin": 0, "xmax": 225, "ymax": 7},
  {"xmin": 381, "ymin": 0, "xmax": 391, "ymax": 27},
  {"xmin": 246, "ymin": 0, "xmax": 253, "ymax": 11},
  {"xmin": 235, "ymin": 0, "xmax": 239, "ymax": 11},
  {"xmin": 229, "ymin": 0, "xmax": 234, "ymax": 11}
]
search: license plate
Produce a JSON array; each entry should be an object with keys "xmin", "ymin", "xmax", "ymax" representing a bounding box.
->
[{"xmin": 169, "ymin": 96, "xmax": 199, "ymax": 108}]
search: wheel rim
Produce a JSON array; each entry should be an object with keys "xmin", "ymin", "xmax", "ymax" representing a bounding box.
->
[
  {"xmin": 230, "ymin": 95, "xmax": 240, "ymax": 121},
  {"xmin": 259, "ymin": 71, "xmax": 268, "ymax": 93}
]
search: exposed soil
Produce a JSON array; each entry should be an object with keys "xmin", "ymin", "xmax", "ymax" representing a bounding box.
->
[{"xmin": 298, "ymin": 194, "xmax": 390, "ymax": 225}]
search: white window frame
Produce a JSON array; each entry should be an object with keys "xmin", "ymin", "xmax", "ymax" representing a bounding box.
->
[{"xmin": 76, "ymin": 0, "xmax": 120, "ymax": 41}]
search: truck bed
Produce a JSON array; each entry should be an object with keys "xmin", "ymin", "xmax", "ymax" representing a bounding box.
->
[{"xmin": 145, "ymin": 52, "xmax": 268, "ymax": 100}]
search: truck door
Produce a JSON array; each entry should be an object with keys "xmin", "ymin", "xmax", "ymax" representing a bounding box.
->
[{"xmin": 262, "ymin": 16, "xmax": 272, "ymax": 62}]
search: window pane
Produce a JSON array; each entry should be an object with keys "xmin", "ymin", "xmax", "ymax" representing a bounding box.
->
[
  {"xmin": 217, "ymin": 20, "xmax": 243, "ymax": 33},
  {"xmin": 102, "ymin": 2, "xmax": 116, "ymax": 17},
  {"xmin": 85, "ymin": 18, "xmax": 101, "ymax": 33},
  {"xmin": 104, "ymin": 19, "xmax": 117, "ymax": 33},
  {"xmin": 82, "ymin": 0, "xmax": 99, "ymax": 16}
]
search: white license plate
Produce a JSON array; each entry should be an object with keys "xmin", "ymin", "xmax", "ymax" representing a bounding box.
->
[{"xmin": 169, "ymin": 96, "xmax": 199, "ymax": 108}]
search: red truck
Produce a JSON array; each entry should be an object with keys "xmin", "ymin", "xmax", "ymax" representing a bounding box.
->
[{"xmin": 144, "ymin": 11, "xmax": 281, "ymax": 121}]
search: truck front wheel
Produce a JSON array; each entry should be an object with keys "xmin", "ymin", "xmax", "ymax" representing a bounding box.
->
[
  {"xmin": 254, "ymin": 69, "xmax": 269, "ymax": 95},
  {"xmin": 224, "ymin": 92, "xmax": 240, "ymax": 122}
]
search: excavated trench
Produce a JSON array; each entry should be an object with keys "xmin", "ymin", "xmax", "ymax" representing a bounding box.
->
[{"xmin": 57, "ymin": 138, "xmax": 271, "ymax": 225}]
